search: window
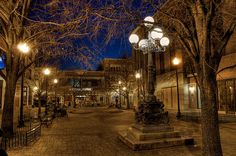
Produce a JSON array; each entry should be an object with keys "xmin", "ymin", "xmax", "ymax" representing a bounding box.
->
[{"xmin": 218, "ymin": 79, "xmax": 236, "ymax": 113}]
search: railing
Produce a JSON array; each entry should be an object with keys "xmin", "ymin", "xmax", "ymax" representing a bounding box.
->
[
  {"xmin": 1, "ymin": 133, "xmax": 26, "ymax": 150},
  {"xmin": 0, "ymin": 124, "xmax": 41, "ymax": 151},
  {"xmin": 26, "ymin": 124, "xmax": 41, "ymax": 145}
]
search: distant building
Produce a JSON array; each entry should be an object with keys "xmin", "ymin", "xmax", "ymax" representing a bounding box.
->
[
  {"xmin": 101, "ymin": 58, "xmax": 134, "ymax": 108},
  {"xmin": 32, "ymin": 58, "xmax": 135, "ymax": 109},
  {"xmin": 57, "ymin": 70, "xmax": 105, "ymax": 107}
]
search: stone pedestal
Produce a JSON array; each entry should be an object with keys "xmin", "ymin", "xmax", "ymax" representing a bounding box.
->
[
  {"xmin": 118, "ymin": 124, "xmax": 194, "ymax": 150},
  {"xmin": 118, "ymin": 98, "xmax": 194, "ymax": 150}
]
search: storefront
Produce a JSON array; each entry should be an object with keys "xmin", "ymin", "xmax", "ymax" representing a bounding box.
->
[{"xmin": 218, "ymin": 79, "xmax": 236, "ymax": 114}]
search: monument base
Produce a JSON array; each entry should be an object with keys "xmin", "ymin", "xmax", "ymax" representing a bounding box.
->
[{"xmin": 118, "ymin": 124, "xmax": 194, "ymax": 151}]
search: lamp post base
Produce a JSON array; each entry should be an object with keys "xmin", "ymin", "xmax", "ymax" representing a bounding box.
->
[
  {"xmin": 118, "ymin": 123, "xmax": 194, "ymax": 150},
  {"xmin": 135, "ymin": 97, "xmax": 169, "ymax": 125},
  {"xmin": 118, "ymin": 98, "xmax": 194, "ymax": 150},
  {"xmin": 176, "ymin": 111, "xmax": 181, "ymax": 119}
]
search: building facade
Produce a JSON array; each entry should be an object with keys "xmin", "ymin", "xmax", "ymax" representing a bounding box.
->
[
  {"xmin": 102, "ymin": 58, "xmax": 134, "ymax": 108},
  {"xmin": 57, "ymin": 70, "xmax": 106, "ymax": 107},
  {"xmin": 132, "ymin": 1, "xmax": 236, "ymax": 115}
]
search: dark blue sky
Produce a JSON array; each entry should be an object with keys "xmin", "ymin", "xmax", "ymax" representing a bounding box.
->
[{"xmin": 30, "ymin": 0, "xmax": 161, "ymax": 70}]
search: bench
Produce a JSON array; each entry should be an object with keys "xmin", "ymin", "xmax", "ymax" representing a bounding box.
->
[
  {"xmin": 40, "ymin": 116, "xmax": 53, "ymax": 127},
  {"xmin": 55, "ymin": 108, "xmax": 68, "ymax": 118}
]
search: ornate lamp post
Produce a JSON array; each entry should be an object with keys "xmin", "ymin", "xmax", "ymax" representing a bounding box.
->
[
  {"xmin": 17, "ymin": 42, "xmax": 30, "ymax": 127},
  {"xmin": 119, "ymin": 16, "xmax": 193, "ymax": 150},
  {"xmin": 43, "ymin": 68, "xmax": 51, "ymax": 115},
  {"xmin": 172, "ymin": 57, "xmax": 181, "ymax": 119},
  {"xmin": 129, "ymin": 16, "xmax": 170, "ymax": 125}
]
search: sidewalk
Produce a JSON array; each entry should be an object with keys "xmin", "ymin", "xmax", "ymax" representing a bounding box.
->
[{"xmin": 7, "ymin": 107, "xmax": 236, "ymax": 156}]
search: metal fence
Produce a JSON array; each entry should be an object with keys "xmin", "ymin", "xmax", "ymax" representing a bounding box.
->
[
  {"xmin": 0, "ymin": 124, "xmax": 41, "ymax": 151},
  {"xmin": 26, "ymin": 124, "xmax": 41, "ymax": 145}
]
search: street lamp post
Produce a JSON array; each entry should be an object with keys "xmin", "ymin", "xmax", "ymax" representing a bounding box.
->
[
  {"xmin": 43, "ymin": 68, "xmax": 51, "ymax": 115},
  {"xmin": 122, "ymin": 86, "xmax": 127, "ymax": 108},
  {"xmin": 119, "ymin": 16, "xmax": 194, "ymax": 150},
  {"xmin": 118, "ymin": 81, "xmax": 122, "ymax": 108},
  {"xmin": 129, "ymin": 16, "xmax": 170, "ymax": 125},
  {"xmin": 172, "ymin": 57, "xmax": 181, "ymax": 119},
  {"xmin": 17, "ymin": 42, "xmax": 30, "ymax": 127},
  {"xmin": 53, "ymin": 79, "xmax": 58, "ymax": 107}
]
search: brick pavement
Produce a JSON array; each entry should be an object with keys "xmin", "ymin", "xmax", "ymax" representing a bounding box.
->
[{"xmin": 7, "ymin": 107, "xmax": 236, "ymax": 156}]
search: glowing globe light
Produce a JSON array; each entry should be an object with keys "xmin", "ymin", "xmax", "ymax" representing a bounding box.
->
[
  {"xmin": 144, "ymin": 16, "xmax": 154, "ymax": 27},
  {"xmin": 43, "ymin": 68, "xmax": 51, "ymax": 75},
  {"xmin": 17, "ymin": 43, "xmax": 30, "ymax": 54},
  {"xmin": 172, "ymin": 57, "xmax": 181, "ymax": 65},
  {"xmin": 135, "ymin": 73, "xmax": 141, "ymax": 79},
  {"xmin": 33, "ymin": 86, "xmax": 38, "ymax": 91},
  {"xmin": 129, "ymin": 34, "xmax": 139, "ymax": 44},
  {"xmin": 160, "ymin": 37, "xmax": 170, "ymax": 47},
  {"xmin": 54, "ymin": 79, "xmax": 58, "ymax": 84},
  {"xmin": 138, "ymin": 39, "xmax": 148, "ymax": 49},
  {"xmin": 151, "ymin": 27, "xmax": 163, "ymax": 40}
]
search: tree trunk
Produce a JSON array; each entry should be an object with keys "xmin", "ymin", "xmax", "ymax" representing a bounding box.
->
[
  {"xmin": 1, "ymin": 74, "xmax": 17, "ymax": 136},
  {"xmin": 198, "ymin": 66, "xmax": 222, "ymax": 156},
  {"xmin": 38, "ymin": 97, "xmax": 41, "ymax": 118},
  {"xmin": 126, "ymin": 92, "xmax": 130, "ymax": 109}
]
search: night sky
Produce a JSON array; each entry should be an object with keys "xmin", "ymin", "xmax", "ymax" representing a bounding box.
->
[{"xmin": 29, "ymin": 0, "xmax": 161, "ymax": 70}]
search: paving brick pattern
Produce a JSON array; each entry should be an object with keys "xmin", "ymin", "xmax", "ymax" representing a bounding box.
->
[{"xmin": 7, "ymin": 107, "xmax": 236, "ymax": 156}]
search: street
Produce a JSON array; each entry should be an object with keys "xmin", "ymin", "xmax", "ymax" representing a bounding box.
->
[{"xmin": 7, "ymin": 107, "xmax": 236, "ymax": 156}]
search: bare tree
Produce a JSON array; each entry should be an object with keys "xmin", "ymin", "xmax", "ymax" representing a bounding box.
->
[
  {"xmin": 151, "ymin": 1, "xmax": 236, "ymax": 155},
  {"xmin": 0, "ymin": 0, "xmax": 139, "ymax": 135}
]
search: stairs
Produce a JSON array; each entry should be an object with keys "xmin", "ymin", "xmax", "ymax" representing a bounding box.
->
[{"xmin": 118, "ymin": 124, "xmax": 194, "ymax": 150}]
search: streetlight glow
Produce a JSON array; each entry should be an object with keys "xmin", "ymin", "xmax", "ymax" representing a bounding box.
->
[
  {"xmin": 135, "ymin": 73, "xmax": 141, "ymax": 79},
  {"xmin": 43, "ymin": 68, "xmax": 51, "ymax": 75},
  {"xmin": 189, "ymin": 86, "xmax": 195, "ymax": 93},
  {"xmin": 129, "ymin": 34, "xmax": 139, "ymax": 44},
  {"xmin": 33, "ymin": 86, "xmax": 38, "ymax": 91},
  {"xmin": 17, "ymin": 43, "xmax": 30, "ymax": 54},
  {"xmin": 151, "ymin": 27, "xmax": 163, "ymax": 40},
  {"xmin": 129, "ymin": 16, "xmax": 169, "ymax": 53},
  {"xmin": 160, "ymin": 37, "xmax": 170, "ymax": 47},
  {"xmin": 144, "ymin": 16, "xmax": 154, "ymax": 27},
  {"xmin": 54, "ymin": 79, "xmax": 58, "ymax": 84},
  {"xmin": 138, "ymin": 39, "xmax": 148, "ymax": 49},
  {"xmin": 172, "ymin": 57, "xmax": 181, "ymax": 65},
  {"xmin": 122, "ymin": 87, "xmax": 127, "ymax": 91},
  {"xmin": 118, "ymin": 81, "xmax": 122, "ymax": 85}
]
